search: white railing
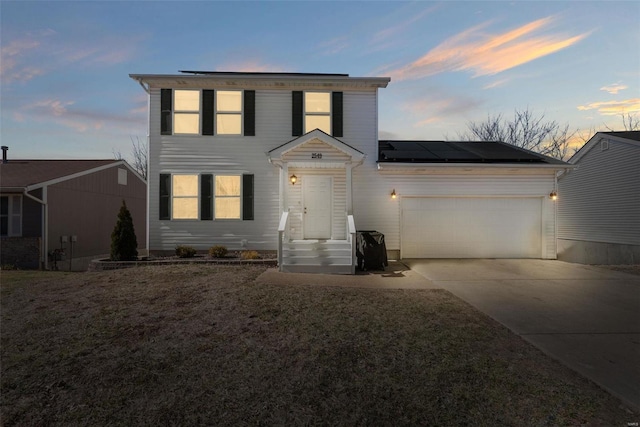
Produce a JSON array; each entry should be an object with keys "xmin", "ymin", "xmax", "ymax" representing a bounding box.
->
[
  {"xmin": 347, "ymin": 214, "xmax": 356, "ymax": 274},
  {"xmin": 277, "ymin": 211, "xmax": 290, "ymax": 271}
]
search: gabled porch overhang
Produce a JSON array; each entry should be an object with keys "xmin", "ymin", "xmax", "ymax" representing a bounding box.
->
[{"xmin": 266, "ymin": 130, "xmax": 366, "ymax": 274}]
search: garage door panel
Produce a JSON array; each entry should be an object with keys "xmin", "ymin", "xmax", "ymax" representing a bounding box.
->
[{"xmin": 401, "ymin": 197, "xmax": 542, "ymax": 259}]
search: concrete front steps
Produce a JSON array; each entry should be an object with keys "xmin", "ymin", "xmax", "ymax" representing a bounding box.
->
[{"xmin": 280, "ymin": 240, "xmax": 355, "ymax": 274}]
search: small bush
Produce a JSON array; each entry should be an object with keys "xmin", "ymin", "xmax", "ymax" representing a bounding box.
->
[
  {"xmin": 240, "ymin": 250, "xmax": 261, "ymax": 260},
  {"xmin": 209, "ymin": 245, "xmax": 228, "ymax": 258},
  {"xmin": 175, "ymin": 245, "xmax": 197, "ymax": 258}
]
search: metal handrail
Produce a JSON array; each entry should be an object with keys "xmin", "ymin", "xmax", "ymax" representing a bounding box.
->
[
  {"xmin": 277, "ymin": 211, "xmax": 290, "ymax": 271},
  {"xmin": 347, "ymin": 214, "xmax": 356, "ymax": 274}
]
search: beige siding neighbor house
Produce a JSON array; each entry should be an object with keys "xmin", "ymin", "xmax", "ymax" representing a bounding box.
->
[
  {"xmin": 0, "ymin": 156, "xmax": 147, "ymax": 270},
  {"xmin": 558, "ymin": 131, "xmax": 640, "ymax": 264},
  {"xmin": 130, "ymin": 71, "xmax": 571, "ymax": 274}
]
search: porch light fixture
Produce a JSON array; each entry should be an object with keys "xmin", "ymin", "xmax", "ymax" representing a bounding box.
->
[
  {"xmin": 549, "ymin": 191, "xmax": 558, "ymax": 201},
  {"xmin": 290, "ymin": 174, "xmax": 297, "ymax": 185},
  {"xmin": 391, "ymin": 189, "xmax": 397, "ymax": 199}
]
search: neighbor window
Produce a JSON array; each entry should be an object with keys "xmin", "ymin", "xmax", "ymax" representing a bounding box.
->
[
  {"xmin": 0, "ymin": 195, "xmax": 22, "ymax": 237},
  {"xmin": 174, "ymin": 90, "xmax": 200, "ymax": 134},
  {"xmin": 214, "ymin": 175, "xmax": 241, "ymax": 219},
  {"xmin": 304, "ymin": 92, "xmax": 331, "ymax": 134},
  {"xmin": 216, "ymin": 91, "xmax": 242, "ymax": 135},
  {"xmin": 172, "ymin": 175, "xmax": 199, "ymax": 219}
]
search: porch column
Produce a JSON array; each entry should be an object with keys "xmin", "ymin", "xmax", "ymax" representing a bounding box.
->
[
  {"xmin": 346, "ymin": 163, "xmax": 353, "ymax": 214},
  {"xmin": 281, "ymin": 162, "xmax": 289, "ymax": 214}
]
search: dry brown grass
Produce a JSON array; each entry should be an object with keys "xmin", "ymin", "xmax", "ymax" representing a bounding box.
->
[{"xmin": 1, "ymin": 265, "xmax": 634, "ymax": 425}]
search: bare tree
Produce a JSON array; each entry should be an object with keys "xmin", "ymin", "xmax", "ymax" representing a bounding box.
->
[
  {"xmin": 113, "ymin": 136, "xmax": 148, "ymax": 180},
  {"xmin": 458, "ymin": 108, "xmax": 575, "ymax": 160},
  {"xmin": 604, "ymin": 113, "xmax": 640, "ymax": 132}
]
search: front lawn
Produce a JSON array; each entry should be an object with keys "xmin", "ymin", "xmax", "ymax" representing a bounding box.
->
[{"xmin": 1, "ymin": 265, "xmax": 633, "ymax": 425}]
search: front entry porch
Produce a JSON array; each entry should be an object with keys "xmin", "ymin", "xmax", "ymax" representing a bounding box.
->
[{"xmin": 267, "ymin": 130, "xmax": 364, "ymax": 274}]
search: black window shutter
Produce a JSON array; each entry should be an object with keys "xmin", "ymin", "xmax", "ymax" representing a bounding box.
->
[
  {"xmin": 161, "ymin": 89, "xmax": 172, "ymax": 135},
  {"xmin": 200, "ymin": 174, "xmax": 213, "ymax": 220},
  {"xmin": 292, "ymin": 91, "xmax": 303, "ymax": 136},
  {"xmin": 244, "ymin": 90, "xmax": 255, "ymax": 136},
  {"xmin": 159, "ymin": 174, "xmax": 171, "ymax": 220},
  {"xmin": 202, "ymin": 90, "xmax": 215, "ymax": 136},
  {"xmin": 332, "ymin": 92, "xmax": 343, "ymax": 137},
  {"xmin": 242, "ymin": 174, "xmax": 254, "ymax": 221}
]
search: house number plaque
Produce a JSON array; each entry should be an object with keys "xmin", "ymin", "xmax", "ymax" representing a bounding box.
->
[{"xmin": 311, "ymin": 153, "xmax": 323, "ymax": 159}]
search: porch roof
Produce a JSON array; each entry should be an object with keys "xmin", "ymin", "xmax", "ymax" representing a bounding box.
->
[{"xmin": 267, "ymin": 129, "xmax": 366, "ymax": 166}]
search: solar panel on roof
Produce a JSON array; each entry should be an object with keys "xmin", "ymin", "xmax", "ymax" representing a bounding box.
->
[
  {"xmin": 381, "ymin": 150, "xmax": 439, "ymax": 160},
  {"xmin": 453, "ymin": 143, "xmax": 543, "ymax": 161}
]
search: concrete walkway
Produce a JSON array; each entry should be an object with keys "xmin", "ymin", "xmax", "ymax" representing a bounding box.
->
[
  {"xmin": 256, "ymin": 261, "xmax": 438, "ymax": 289},
  {"xmin": 405, "ymin": 259, "xmax": 640, "ymax": 413}
]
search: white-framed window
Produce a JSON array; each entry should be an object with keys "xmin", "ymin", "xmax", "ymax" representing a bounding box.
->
[
  {"xmin": 216, "ymin": 91, "xmax": 242, "ymax": 135},
  {"xmin": 172, "ymin": 174, "xmax": 199, "ymax": 219},
  {"xmin": 304, "ymin": 92, "xmax": 331, "ymax": 134},
  {"xmin": 214, "ymin": 175, "xmax": 241, "ymax": 219},
  {"xmin": 174, "ymin": 90, "xmax": 200, "ymax": 135},
  {"xmin": 0, "ymin": 195, "xmax": 22, "ymax": 237}
]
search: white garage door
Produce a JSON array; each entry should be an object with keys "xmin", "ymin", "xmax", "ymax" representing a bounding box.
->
[{"xmin": 401, "ymin": 197, "xmax": 542, "ymax": 258}]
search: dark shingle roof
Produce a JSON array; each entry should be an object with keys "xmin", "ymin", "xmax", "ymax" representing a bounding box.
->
[
  {"xmin": 601, "ymin": 131, "xmax": 640, "ymax": 142},
  {"xmin": 378, "ymin": 141, "xmax": 566, "ymax": 164},
  {"xmin": 0, "ymin": 160, "xmax": 118, "ymax": 188}
]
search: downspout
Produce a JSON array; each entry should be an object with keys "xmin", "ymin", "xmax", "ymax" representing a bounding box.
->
[{"xmin": 23, "ymin": 187, "xmax": 48, "ymax": 270}]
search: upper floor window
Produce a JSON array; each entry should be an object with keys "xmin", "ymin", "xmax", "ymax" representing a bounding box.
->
[
  {"xmin": 292, "ymin": 91, "xmax": 342, "ymax": 138},
  {"xmin": 0, "ymin": 195, "xmax": 22, "ymax": 237},
  {"xmin": 174, "ymin": 90, "xmax": 200, "ymax": 135},
  {"xmin": 304, "ymin": 92, "xmax": 331, "ymax": 134},
  {"xmin": 216, "ymin": 91, "xmax": 242, "ymax": 135},
  {"xmin": 161, "ymin": 89, "xmax": 255, "ymax": 136}
]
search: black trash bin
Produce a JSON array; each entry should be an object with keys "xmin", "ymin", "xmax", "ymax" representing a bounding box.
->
[{"xmin": 356, "ymin": 230, "xmax": 388, "ymax": 271}]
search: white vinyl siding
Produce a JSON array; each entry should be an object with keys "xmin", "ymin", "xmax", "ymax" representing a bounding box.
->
[
  {"xmin": 352, "ymin": 170, "xmax": 557, "ymax": 259},
  {"xmin": 558, "ymin": 138, "xmax": 640, "ymax": 245}
]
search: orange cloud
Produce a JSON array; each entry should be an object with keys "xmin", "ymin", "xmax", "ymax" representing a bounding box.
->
[
  {"xmin": 382, "ymin": 16, "xmax": 589, "ymax": 80},
  {"xmin": 577, "ymin": 99, "xmax": 640, "ymax": 115}
]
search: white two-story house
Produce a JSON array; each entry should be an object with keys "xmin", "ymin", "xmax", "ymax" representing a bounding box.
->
[{"xmin": 130, "ymin": 71, "xmax": 570, "ymax": 273}]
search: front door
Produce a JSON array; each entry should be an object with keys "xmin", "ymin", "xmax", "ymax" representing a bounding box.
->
[{"xmin": 303, "ymin": 176, "xmax": 332, "ymax": 239}]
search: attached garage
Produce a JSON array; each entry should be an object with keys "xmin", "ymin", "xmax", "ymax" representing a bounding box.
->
[{"xmin": 401, "ymin": 197, "xmax": 543, "ymax": 259}]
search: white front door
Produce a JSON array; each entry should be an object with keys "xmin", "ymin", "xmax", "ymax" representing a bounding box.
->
[{"xmin": 303, "ymin": 176, "xmax": 332, "ymax": 239}]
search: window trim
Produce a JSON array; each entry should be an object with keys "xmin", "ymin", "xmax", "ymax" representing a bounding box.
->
[
  {"xmin": 171, "ymin": 174, "xmax": 200, "ymax": 220},
  {"xmin": 173, "ymin": 90, "xmax": 201, "ymax": 135},
  {"xmin": 215, "ymin": 90, "xmax": 243, "ymax": 136},
  {"xmin": 214, "ymin": 174, "xmax": 242, "ymax": 220},
  {"xmin": 304, "ymin": 91, "xmax": 332, "ymax": 134}
]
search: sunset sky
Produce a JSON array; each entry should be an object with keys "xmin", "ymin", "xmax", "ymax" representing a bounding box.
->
[{"xmin": 2, "ymin": 1, "xmax": 639, "ymax": 160}]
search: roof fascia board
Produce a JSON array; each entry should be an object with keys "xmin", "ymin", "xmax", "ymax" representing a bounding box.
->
[
  {"xmin": 377, "ymin": 162, "xmax": 574, "ymax": 171},
  {"xmin": 569, "ymin": 132, "xmax": 640, "ymax": 164},
  {"xmin": 25, "ymin": 160, "xmax": 139, "ymax": 191},
  {"xmin": 129, "ymin": 74, "xmax": 390, "ymax": 89}
]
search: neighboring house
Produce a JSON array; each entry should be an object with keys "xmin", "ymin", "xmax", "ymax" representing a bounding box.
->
[
  {"xmin": 129, "ymin": 71, "xmax": 571, "ymax": 273},
  {"xmin": 0, "ymin": 153, "xmax": 147, "ymax": 270},
  {"xmin": 558, "ymin": 131, "xmax": 640, "ymax": 264}
]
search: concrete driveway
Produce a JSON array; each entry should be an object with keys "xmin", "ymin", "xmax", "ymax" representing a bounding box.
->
[{"xmin": 405, "ymin": 259, "xmax": 640, "ymax": 412}]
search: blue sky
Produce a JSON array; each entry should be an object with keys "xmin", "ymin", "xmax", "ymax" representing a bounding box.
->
[{"xmin": 2, "ymin": 1, "xmax": 639, "ymax": 160}]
